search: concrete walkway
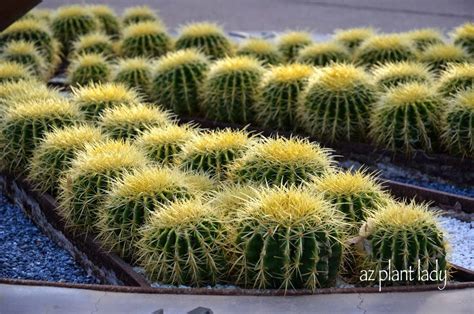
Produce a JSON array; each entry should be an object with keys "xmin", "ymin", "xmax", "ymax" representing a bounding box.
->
[{"xmin": 0, "ymin": 284, "xmax": 472, "ymax": 314}]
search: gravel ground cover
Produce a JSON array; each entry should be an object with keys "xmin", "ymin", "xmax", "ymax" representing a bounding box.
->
[
  {"xmin": 438, "ymin": 216, "xmax": 474, "ymax": 271},
  {"xmin": 0, "ymin": 193, "xmax": 99, "ymax": 284}
]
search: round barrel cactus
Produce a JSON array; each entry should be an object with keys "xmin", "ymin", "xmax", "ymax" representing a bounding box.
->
[
  {"xmin": 296, "ymin": 42, "xmax": 351, "ymax": 66},
  {"xmin": 99, "ymin": 103, "xmax": 172, "ymax": 141},
  {"xmin": 298, "ymin": 63, "xmax": 377, "ymax": 142},
  {"xmin": 122, "ymin": 6, "xmax": 160, "ymax": 26},
  {"xmin": 0, "ymin": 41, "xmax": 49, "ymax": 80},
  {"xmin": 58, "ymin": 140, "xmax": 147, "ymax": 235},
  {"xmin": 333, "ymin": 27, "xmax": 375, "ymax": 52},
  {"xmin": 417, "ymin": 43, "xmax": 470, "ymax": 74},
  {"xmin": 370, "ymin": 82, "xmax": 443, "ymax": 154},
  {"xmin": 22, "ymin": 9, "xmax": 52, "ymax": 23},
  {"xmin": 210, "ymin": 184, "xmax": 259, "ymax": 220},
  {"xmin": 175, "ymin": 22, "xmax": 233, "ymax": 60},
  {"xmin": 151, "ymin": 49, "xmax": 209, "ymax": 115},
  {"xmin": 67, "ymin": 53, "xmax": 111, "ymax": 87},
  {"xmin": 119, "ymin": 21, "xmax": 172, "ymax": 58},
  {"xmin": 228, "ymin": 137, "xmax": 334, "ymax": 186},
  {"xmin": 97, "ymin": 166, "xmax": 198, "ymax": 259},
  {"xmin": 71, "ymin": 82, "xmax": 141, "ymax": 120},
  {"xmin": 372, "ymin": 61, "xmax": 432, "ymax": 89},
  {"xmin": 436, "ymin": 63, "xmax": 474, "ymax": 97},
  {"xmin": 71, "ymin": 32, "xmax": 116, "ymax": 58},
  {"xmin": 28, "ymin": 125, "xmax": 104, "ymax": 195},
  {"xmin": 200, "ymin": 56, "xmax": 264, "ymax": 124},
  {"xmin": 112, "ymin": 57, "xmax": 152, "ymax": 96},
  {"xmin": 0, "ymin": 80, "xmax": 55, "ymax": 111},
  {"xmin": 89, "ymin": 5, "xmax": 121, "ymax": 39},
  {"xmin": 405, "ymin": 28, "xmax": 444, "ymax": 51},
  {"xmin": 232, "ymin": 186, "xmax": 346, "ymax": 290},
  {"xmin": 441, "ymin": 88, "xmax": 474, "ymax": 158},
  {"xmin": 236, "ymin": 38, "xmax": 283, "ymax": 66},
  {"xmin": 136, "ymin": 124, "xmax": 198, "ymax": 165},
  {"xmin": 138, "ymin": 198, "xmax": 228, "ymax": 286},
  {"xmin": 0, "ymin": 61, "xmax": 33, "ymax": 83},
  {"xmin": 254, "ymin": 63, "xmax": 313, "ymax": 130},
  {"xmin": 276, "ymin": 31, "xmax": 312, "ymax": 62},
  {"xmin": 452, "ymin": 22, "xmax": 474, "ymax": 57}
]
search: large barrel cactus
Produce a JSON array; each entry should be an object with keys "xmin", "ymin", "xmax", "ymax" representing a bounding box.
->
[
  {"xmin": 372, "ymin": 61, "xmax": 432, "ymax": 89},
  {"xmin": 276, "ymin": 31, "xmax": 312, "ymax": 62},
  {"xmin": 67, "ymin": 53, "xmax": 111, "ymax": 87},
  {"xmin": 333, "ymin": 27, "xmax": 375, "ymax": 52},
  {"xmin": 122, "ymin": 6, "xmax": 161, "ymax": 26},
  {"xmin": 112, "ymin": 57, "xmax": 152, "ymax": 96},
  {"xmin": 119, "ymin": 21, "xmax": 172, "ymax": 58},
  {"xmin": 0, "ymin": 61, "xmax": 33, "ymax": 83},
  {"xmin": 452, "ymin": 22, "xmax": 474, "ymax": 57},
  {"xmin": 417, "ymin": 43, "xmax": 470, "ymax": 74},
  {"xmin": 405, "ymin": 28, "xmax": 444, "ymax": 51},
  {"xmin": 89, "ymin": 5, "xmax": 121, "ymax": 39},
  {"xmin": 436, "ymin": 63, "xmax": 474, "ymax": 97},
  {"xmin": 0, "ymin": 41, "xmax": 49, "ymax": 80},
  {"xmin": 296, "ymin": 42, "xmax": 351, "ymax": 67},
  {"xmin": 237, "ymin": 38, "xmax": 283, "ymax": 66},
  {"xmin": 71, "ymin": 32, "xmax": 116, "ymax": 58}
]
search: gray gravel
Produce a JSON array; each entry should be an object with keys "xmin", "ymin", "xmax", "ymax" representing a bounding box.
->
[
  {"xmin": 438, "ymin": 216, "xmax": 474, "ymax": 271},
  {"xmin": 0, "ymin": 193, "xmax": 99, "ymax": 284}
]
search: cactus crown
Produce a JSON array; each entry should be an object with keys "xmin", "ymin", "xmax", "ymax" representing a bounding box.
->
[
  {"xmin": 0, "ymin": 41, "xmax": 46, "ymax": 77},
  {"xmin": 89, "ymin": 5, "xmax": 115, "ymax": 16},
  {"xmin": 67, "ymin": 53, "xmax": 111, "ymax": 85},
  {"xmin": 123, "ymin": 21, "xmax": 166, "ymax": 37},
  {"xmin": 208, "ymin": 55, "xmax": 262, "ymax": 76},
  {"xmin": 277, "ymin": 31, "xmax": 312, "ymax": 46},
  {"xmin": 36, "ymin": 124, "xmax": 103, "ymax": 149},
  {"xmin": 263, "ymin": 63, "xmax": 313, "ymax": 83},
  {"xmin": 23, "ymin": 9, "xmax": 52, "ymax": 22},
  {"xmin": 2, "ymin": 18, "xmax": 49, "ymax": 34},
  {"xmin": 385, "ymin": 82, "xmax": 437, "ymax": 106},
  {"xmin": 0, "ymin": 61, "xmax": 32, "ymax": 82},
  {"xmin": 418, "ymin": 44, "xmax": 469, "ymax": 69},
  {"xmin": 310, "ymin": 63, "xmax": 371, "ymax": 90},
  {"xmin": 354, "ymin": 34, "xmax": 416, "ymax": 66},
  {"xmin": 2, "ymin": 40, "xmax": 40, "ymax": 56},
  {"xmin": 183, "ymin": 128, "xmax": 251, "ymax": 153},
  {"xmin": 72, "ymin": 32, "xmax": 114, "ymax": 55},
  {"xmin": 297, "ymin": 42, "xmax": 350, "ymax": 66},
  {"xmin": 237, "ymin": 38, "xmax": 282, "ymax": 65},
  {"xmin": 372, "ymin": 61, "xmax": 432, "ymax": 88},
  {"xmin": 179, "ymin": 22, "xmax": 225, "ymax": 38},
  {"xmin": 452, "ymin": 87, "xmax": 474, "ymax": 110},
  {"xmin": 155, "ymin": 48, "xmax": 208, "ymax": 72},
  {"xmin": 314, "ymin": 169, "xmax": 384, "ymax": 196},
  {"xmin": 100, "ymin": 103, "xmax": 171, "ymax": 125},
  {"xmin": 53, "ymin": 5, "xmax": 91, "ymax": 18},
  {"xmin": 150, "ymin": 198, "xmax": 215, "ymax": 226},
  {"xmin": 115, "ymin": 57, "xmax": 149, "ymax": 71},
  {"xmin": 72, "ymin": 82, "xmax": 140, "ymax": 104},
  {"xmin": 333, "ymin": 27, "xmax": 375, "ymax": 48},
  {"xmin": 436, "ymin": 63, "xmax": 474, "ymax": 96},
  {"xmin": 6, "ymin": 97, "xmax": 79, "ymax": 119},
  {"xmin": 122, "ymin": 6, "xmax": 159, "ymax": 25},
  {"xmin": 69, "ymin": 53, "xmax": 108, "ymax": 66},
  {"xmin": 405, "ymin": 28, "xmax": 444, "ymax": 50}
]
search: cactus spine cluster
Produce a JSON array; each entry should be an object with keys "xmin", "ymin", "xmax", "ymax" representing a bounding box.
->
[
  {"xmin": 0, "ymin": 80, "xmax": 54, "ymax": 110},
  {"xmin": 354, "ymin": 35, "xmax": 417, "ymax": 67},
  {"xmin": 175, "ymin": 23, "xmax": 233, "ymax": 60},
  {"xmin": 71, "ymin": 32, "xmax": 116, "ymax": 58},
  {"xmin": 232, "ymin": 186, "xmax": 346, "ymax": 290},
  {"xmin": 372, "ymin": 61, "xmax": 432, "ymax": 89},
  {"xmin": 0, "ymin": 41, "xmax": 49, "ymax": 80},
  {"xmin": 298, "ymin": 63, "xmax": 377, "ymax": 142},
  {"xmin": 112, "ymin": 57, "xmax": 152, "ymax": 96},
  {"xmin": 122, "ymin": 6, "xmax": 160, "ymax": 26},
  {"xmin": 436, "ymin": 63, "xmax": 474, "ymax": 97},
  {"xmin": 333, "ymin": 28, "xmax": 375, "ymax": 52},
  {"xmin": 67, "ymin": 53, "xmax": 111, "ymax": 87},
  {"xmin": 236, "ymin": 38, "xmax": 283, "ymax": 66},
  {"xmin": 370, "ymin": 82, "xmax": 443, "ymax": 154},
  {"xmin": 200, "ymin": 56, "xmax": 264, "ymax": 123},
  {"xmin": 452, "ymin": 22, "xmax": 474, "ymax": 57},
  {"xmin": 276, "ymin": 31, "xmax": 312, "ymax": 62},
  {"xmin": 23, "ymin": 9, "xmax": 52, "ymax": 23},
  {"xmin": 89, "ymin": 5, "xmax": 121, "ymax": 39},
  {"xmin": 405, "ymin": 28, "xmax": 444, "ymax": 51},
  {"xmin": 417, "ymin": 44, "xmax": 470, "ymax": 74},
  {"xmin": 151, "ymin": 49, "xmax": 210, "ymax": 115},
  {"xmin": 0, "ymin": 61, "xmax": 33, "ymax": 83},
  {"xmin": 119, "ymin": 21, "xmax": 172, "ymax": 58},
  {"xmin": 296, "ymin": 42, "xmax": 351, "ymax": 66}
]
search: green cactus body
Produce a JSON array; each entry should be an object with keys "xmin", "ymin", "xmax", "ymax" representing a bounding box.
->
[
  {"xmin": 151, "ymin": 49, "xmax": 209, "ymax": 115},
  {"xmin": 28, "ymin": 125, "xmax": 104, "ymax": 195},
  {"xmin": 0, "ymin": 98, "xmax": 82, "ymax": 173},
  {"xmin": 97, "ymin": 166, "xmax": 197, "ymax": 259},
  {"xmin": 232, "ymin": 186, "xmax": 346, "ymax": 290},
  {"xmin": 236, "ymin": 38, "xmax": 283, "ymax": 66},
  {"xmin": 136, "ymin": 124, "xmax": 198, "ymax": 165},
  {"xmin": 436, "ymin": 63, "xmax": 474, "ymax": 97},
  {"xmin": 405, "ymin": 28, "xmax": 445, "ymax": 51},
  {"xmin": 200, "ymin": 56, "xmax": 263, "ymax": 124},
  {"xmin": 372, "ymin": 61, "xmax": 432, "ymax": 89},
  {"xmin": 59, "ymin": 140, "xmax": 147, "ymax": 235},
  {"xmin": 333, "ymin": 28, "xmax": 375, "ymax": 52},
  {"xmin": 67, "ymin": 53, "xmax": 111, "ymax": 87},
  {"xmin": 178, "ymin": 129, "xmax": 253, "ymax": 180},
  {"xmin": 175, "ymin": 23, "xmax": 233, "ymax": 60},
  {"xmin": 1, "ymin": 41, "xmax": 48, "ymax": 80},
  {"xmin": 0, "ymin": 61, "xmax": 33, "ymax": 83},
  {"xmin": 296, "ymin": 42, "xmax": 351, "ymax": 66},
  {"xmin": 442, "ymin": 89, "xmax": 474, "ymax": 158},
  {"xmin": 254, "ymin": 64, "xmax": 313, "ymax": 130},
  {"xmin": 418, "ymin": 44, "xmax": 470, "ymax": 74},
  {"xmin": 298, "ymin": 63, "xmax": 377, "ymax": 142},
  {"xmin": 138, "ymin": 199, "xmax": 228, "ymax": 286},
  {"xmin": 112, "ymin": 57, "xmax": 152, "ymax": 96},
  {"xmin": 122, "ymin": 6, "xmax": 160, "ymax": 26},
  {"xmin": 119, "ymin": 21, "xmax": 172, "ymax": 58},
  {"xmin": 452, "ymin": 22, "xmax": 474, "ymax": 57},
  {"xmin": 71, "ymin": 33, "xmax": 116, "ymax": 58},
  {"xmin": 354, "ymin": 35, "xmax": 417, "ymax": 67},
  {"xmin": 71, "ymin": 82, "xmax": 141, "ymax": 121},
  {"xmin": 276, "ymin": 31, "xmax": 312, "ymax": 62},
  {"xmin": 99, "ymin": 103, "xmax": 172, "ymax": 141},
  {"xmin": 228, "ymin": 137, "xmax": 333, "ymax": 186},
  {"xmin": 89, "ymin": 5, "xmax": 121, "ymax": 39},
  {"xmin": 370, "ymin": 82, "xmax": 443, "ymax": 154},
  {"xmin": 51, "ymin": 6, "xmax": 98, "ymax": 54},
  {"xmin": 363, "ymin": 201, "xmax": 448, "ymax": 285}
]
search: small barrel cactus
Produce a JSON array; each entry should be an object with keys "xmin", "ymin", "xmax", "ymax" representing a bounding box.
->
[
  {"xmin": 71, "ymin": 82, "xmax": 141, "ymax": 120},
  {"xmin": 405, "ymin": 28, "xmax": 444, "ymax": 51},
  {"xmin": 89, "ymin": 5, "xmax": 121, "ymax": 39},
  {"xmin": 452, "ymin": 22, "xmax": 474, "ymax": 57},
  {"xmin": 50, "ymin": 5, "xmax": 98, "ymax": 54},
  {"xmin": 138, "ymin": 198, "xmax": 228, "ymax": 286},
  {"xmin": 58, "ymin": 140, "xmax": 147, "ymax": 234},
  {"xmin": 178, "ymin": 129, "xmax": 253, "ymax": 180},
  {"xmin": 276, "ymin": 31, "xmax": 312, "ymax": 62},
  {"xmin": 112, "ymin": 57, "xmax": 152, "ymax": 96},
  {"xmin": 22, "ymin": 9, "xmax": 52, "ymax": 23},
  {"xmin": 97, "ymin": 166, "xmax": 198, "ymax": 259},
  {"xmin": 0, "ymin": 61, "xmax": 33, "ymax": 83},
  {"xmin": 236, "ymin": 38, "xmax": 283, "ymax": 66},
  {"xmin": 232, "ymin": 186, "xmax": 346, "ymax": 290},
  {"xmin": 370, "ymin": 82, "xmax": 443, "ymax": 154},
  {"xmin": 354, "ymin": 34, "xmax": 417, "ymax": 67},
  {"xmin": 436, "ymin": 63, "xmax": 474, "ymax": 97},
  {"xmin": 372, "ymin": 61, "xmax": 432, "ymax": 89},
  {"xmin": 298, "ymin": 63, "xmax": 377, "ymax": 142},
  {"xmin": 175, "ymin": 22, "xmax": 233, "ymax": 60},
  {"xmin": 200, "ymin": 56, "xmax": 264, "ymax": 124},
  {"xmin": 71, "ymin": 32, "xmax": 116, "ymax": 58},
  {"xmin": 0, "ymin": 97, "xmax": 82, "ymax": 173},
  {"xmin": 28, "ymin": 125, "xmax": 104, "ymax": 195},
  {"xmin": 122, "ymin": 6, "xmax": 160, "ymax": 26},
  {"xmin": 0, "ymin": 41, "xmax": 49, "ymax": 80},
  {"xmin": 417, "ymin": 43, "xmax": 470, "ymax": 74},
  {"xmin": 67, "ymin": 53, "xmax": 111, "ymax": 87},
  {"xmin": 228, "ymin": 137, "xmax": 334, "ymax": 186},
  {"xmin": 296, "ymin": 42, "xmax": 351, "ymax": 66},
  {"xmin": 361, "ymin": 201, "xmax": 448, "ymax": 285},
  {"xmin": 151, "ymin": 49, "xmax": 209, "ymax": 115},
  {"xmin": 119, "ymin": 21, "xmax": 172, "ymax": 59},
  {"xmin": 333, "ymin": 27, "xmax": 375, "ymax": 52},
  {"xmin": 99, "ymin": 103, "xmax": 172, "ymax": 141},
  {"xmin": 441, "ymin": 88, "xmax": 474, "ymax": 158},
  {"xmin": 136, "ymin": 124, "xmax": 198, "ymax": 165},
  {"xmin": 254, "ymin": 63, "xmax": 313, "ymax": 130}
]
